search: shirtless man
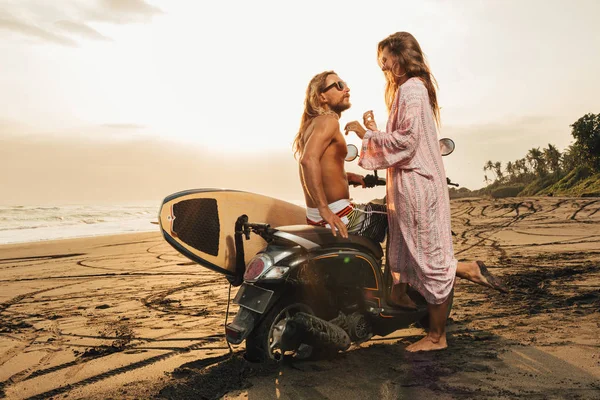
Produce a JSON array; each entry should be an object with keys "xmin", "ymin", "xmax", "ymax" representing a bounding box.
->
[
  {"xmin": 292, "ymin": 71, "xmax": 507, "ymax": 305},
  {"xmin": 293, "ymin": 71, "xmax": 353, "ymax": 238}
]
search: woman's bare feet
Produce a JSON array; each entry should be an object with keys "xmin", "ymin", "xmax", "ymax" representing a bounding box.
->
[
  {"xmin": 388, "ymin": 283, "xmax": 418, "ymax": 310},
  {"xmin": 406, "ymin": 333, "xmax": 447, "ymax": 352},
  {"xmin": 408, "ymin": 292, "xmax": 452, "ymax": 352},
  {"xmin": 456, "ymin": 261, "xmax": 508, "ymax": 293}
]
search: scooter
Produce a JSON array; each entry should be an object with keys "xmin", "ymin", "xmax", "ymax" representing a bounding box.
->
[{"xmin": 224, "ymin": 139, "xmax": 456, "ymax": 362}]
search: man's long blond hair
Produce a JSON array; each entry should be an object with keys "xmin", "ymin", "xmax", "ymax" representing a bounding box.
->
[
  {"xmin": 293, "ymin": 71, "xmax": 337, "ymax": 159},
  {"xmin": 378, "ymin": 32, "xmax": 440, "ymax": 126}
]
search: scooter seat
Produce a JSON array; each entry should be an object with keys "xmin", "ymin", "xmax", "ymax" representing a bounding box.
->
[{"xmin": 274, "ymin": 225, "xmax": 383, "ymax": 260}]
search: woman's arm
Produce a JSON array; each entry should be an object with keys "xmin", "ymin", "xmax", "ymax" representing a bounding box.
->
[{"xmin": 358, "ymin": 90, "xmax": 425, "ymax": 170}]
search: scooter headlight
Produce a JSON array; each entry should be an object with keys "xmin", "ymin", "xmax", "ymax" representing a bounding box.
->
[{"xmin": 244, "ymin": 254, "xmax": 273, "ymax": 282}]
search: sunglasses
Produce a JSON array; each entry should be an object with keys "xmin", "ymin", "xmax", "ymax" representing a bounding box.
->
[{"xmin": 321, "ymin": 81, "xmax": 348, "ymax": 93}]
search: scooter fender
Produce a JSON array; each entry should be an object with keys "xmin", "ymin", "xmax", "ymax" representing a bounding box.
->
[
  {"xmin": 225, "ymin": 306, "xmax": 259, "ymax": 344},
  {"xmin": 225, "ymin": 284, "xmax": 283, "ymax": 345}
]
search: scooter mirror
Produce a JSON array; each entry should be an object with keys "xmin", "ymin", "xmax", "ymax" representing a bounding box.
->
[
  {"xmin": 439, "ymin": 138, "xmax": 455, "ymax": 156},
  {"xmin": 345, "ymin": 144, "xmax": 359, "ymax": 162}
]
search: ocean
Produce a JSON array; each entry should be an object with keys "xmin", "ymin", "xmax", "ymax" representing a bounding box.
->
[{"xmin": 0, "ymin": 204, "xmax": 160, "ymax": 245}]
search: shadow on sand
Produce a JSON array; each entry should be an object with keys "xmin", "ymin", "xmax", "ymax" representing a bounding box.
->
[{"xmin": 156, "ymin": 322, "xmax": 599, "ymax": 400}]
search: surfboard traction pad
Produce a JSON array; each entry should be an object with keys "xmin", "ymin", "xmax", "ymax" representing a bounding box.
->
[{"xmin": 172, "ymin": 198, "xmax": 220, "ymax": 256}]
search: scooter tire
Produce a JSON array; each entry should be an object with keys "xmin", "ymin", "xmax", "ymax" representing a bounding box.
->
[{"xmin": 244, "ymin": 299, "xmax": 312, "ymax": 363}]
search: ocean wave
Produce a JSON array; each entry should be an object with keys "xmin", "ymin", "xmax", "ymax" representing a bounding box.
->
[
  {"xmin": 0, "ymin": 206, "xmax": 61, "ymax": 213},
  {"xmin": 0, "ymin": 204, "xmax": 159, "ymax": 243},
  {"xmin": 81, "ymin": 219, "xmax": 104, "ymax": 225},
  {"xmin": 0, "ymin": 225, "xmax": 43, "ymax": 231}
]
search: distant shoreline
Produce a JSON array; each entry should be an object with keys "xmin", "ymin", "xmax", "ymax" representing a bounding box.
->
[
  {"xmin": 0, "ymin": 227, "xmax": 159, "ymax": 247},
  {"xmin": 0, "ymin": 231, "xmax": 160, "ymax": 256},
  {"xmin": 6, "ymin": 195, "xmax": 600, "ymax": 246},
  {"xmin": 0, "ymin": 203, "xmax": 159, "ymax": 245}
]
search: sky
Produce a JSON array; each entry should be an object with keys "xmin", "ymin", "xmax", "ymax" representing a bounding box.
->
[{"xmin": 1, "ymin": 0, "xmax": 599, "ymax": 205}]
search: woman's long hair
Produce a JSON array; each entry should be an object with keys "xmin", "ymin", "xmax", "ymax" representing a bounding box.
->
[
  {"xmin": 293, "ymin": 71, "xmax": 337, "ymax": 158},
  {"xmin": 378, "ymin": 32, "xmax": 440, "ymax": 126}
]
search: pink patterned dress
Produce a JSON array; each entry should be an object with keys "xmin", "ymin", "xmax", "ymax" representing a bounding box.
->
[{"xmin": 358, "ymin": 77, "xmax": 457, "ymax": 304}]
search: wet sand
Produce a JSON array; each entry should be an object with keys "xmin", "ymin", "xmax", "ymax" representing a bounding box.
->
[{"xmin": 1, "ymin": 197, "xmax": 599, "ymax": 399}]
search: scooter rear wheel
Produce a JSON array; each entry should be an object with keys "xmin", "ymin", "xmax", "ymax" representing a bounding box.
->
[{"xmin": 245, "ymin": 299, "xmax": 313, "ymax": 363}]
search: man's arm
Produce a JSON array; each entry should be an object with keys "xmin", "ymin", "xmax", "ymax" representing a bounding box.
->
[
  {"xmin": 347, "ymin": 172, "xmax": 366, "ymax": 188},
  {"xmin": 299, "ymin": 115, "xmax": 348, "ymax": 238}
]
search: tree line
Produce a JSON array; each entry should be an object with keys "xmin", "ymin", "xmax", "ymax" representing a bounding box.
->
[{"xmin": 483, "ymin": 113, "xmax": 600, "ymax": 185}]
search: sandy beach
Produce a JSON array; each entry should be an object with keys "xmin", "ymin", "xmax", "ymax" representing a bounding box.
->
[{"xmin": 1, "ymin": 197, "xmax": 599, "ymax": 399}]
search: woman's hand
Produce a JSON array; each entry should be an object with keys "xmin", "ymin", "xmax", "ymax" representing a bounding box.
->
[
  {"xmin": 363, "ymin": 110, "xmax": 378, "ymax": 131},
  {"xmin": 344, "ymin": 121, "xmax": 367, "ymax": 139}
]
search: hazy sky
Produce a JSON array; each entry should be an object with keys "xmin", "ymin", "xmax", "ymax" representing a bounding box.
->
[{"xmin": 1, "ymin": 0, "xmax": 599, "ymax": 205}]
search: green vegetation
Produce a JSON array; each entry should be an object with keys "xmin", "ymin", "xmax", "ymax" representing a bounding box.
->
[{"xmin": 449, "ymin": 113, "xmax": 600, "ymax": 199}]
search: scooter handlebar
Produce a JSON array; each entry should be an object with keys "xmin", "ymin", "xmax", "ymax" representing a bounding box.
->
[
  {"xmin": 361, "ymin": 174, "xmax": 456, "ymax": 188},
  {"xmin": 363, "ymin": 174, "xmax": 386, "ymax": 188}
]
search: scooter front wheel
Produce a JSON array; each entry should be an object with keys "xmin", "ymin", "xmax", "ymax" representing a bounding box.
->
[{"xmin": 245, "ymin": 299, "xmax": 313, "ymax": 363}]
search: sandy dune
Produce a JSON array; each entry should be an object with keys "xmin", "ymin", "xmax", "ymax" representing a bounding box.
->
[{"xmin": 1, "ymin": 197, "xmax": 599, "ymax": 399}]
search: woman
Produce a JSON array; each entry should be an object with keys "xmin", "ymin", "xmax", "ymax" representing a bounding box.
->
[{"xmin": 345, "ymin": 32, "xmax": 502, "ymax": 352}]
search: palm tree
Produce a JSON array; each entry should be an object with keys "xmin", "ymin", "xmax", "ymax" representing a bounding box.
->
[
  {"xmin": 544, "ymin": 144, "xmax": 561, "ymax": 175},
  {"xmin": 562, "ymin": 144, "xmax": 580, "ymax": 171},
  {"xmin": 515, "ymin": 158, "xmax": 530, "ymax": 178},
  {"xmin": 494, "ymin": 161, "xmax": 504, "ymax": 182},
  {"xmin": 505, "ymin": 161, "xmax": 515, "ymax": 182},
  {"xmin": 484, "ymin": 160, "xmax": 496, "ymax": 181},
  {"xmin": 527, "ymin": 148, "xmax": 547, "ymax": 177}
]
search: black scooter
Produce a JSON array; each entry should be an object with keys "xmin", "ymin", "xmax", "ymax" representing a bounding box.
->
[{"xmin": 225, "ymin": 139, "xmax": 456, "ymax": 362}]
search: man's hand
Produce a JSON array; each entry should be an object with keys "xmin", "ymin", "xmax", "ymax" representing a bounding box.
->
[
  {"xmin": 344, "ymin": 121, "xmax": 367, "ymax": 139},
  {"xmin": 318, "ymin": 207, "xmax": 348, "ymax": 238},
  {"xmin": 363, "ymin": 110, "xmax": 378, "ymax": 131},
  {"xmin": 347, "ymin": 172, "xmax": 366, "ymax": 188}
]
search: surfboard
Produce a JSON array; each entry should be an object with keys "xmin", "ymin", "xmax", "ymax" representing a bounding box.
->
[{"xmin": 158, "ymin": 189, "xmax": 306, "ymax": 276}]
